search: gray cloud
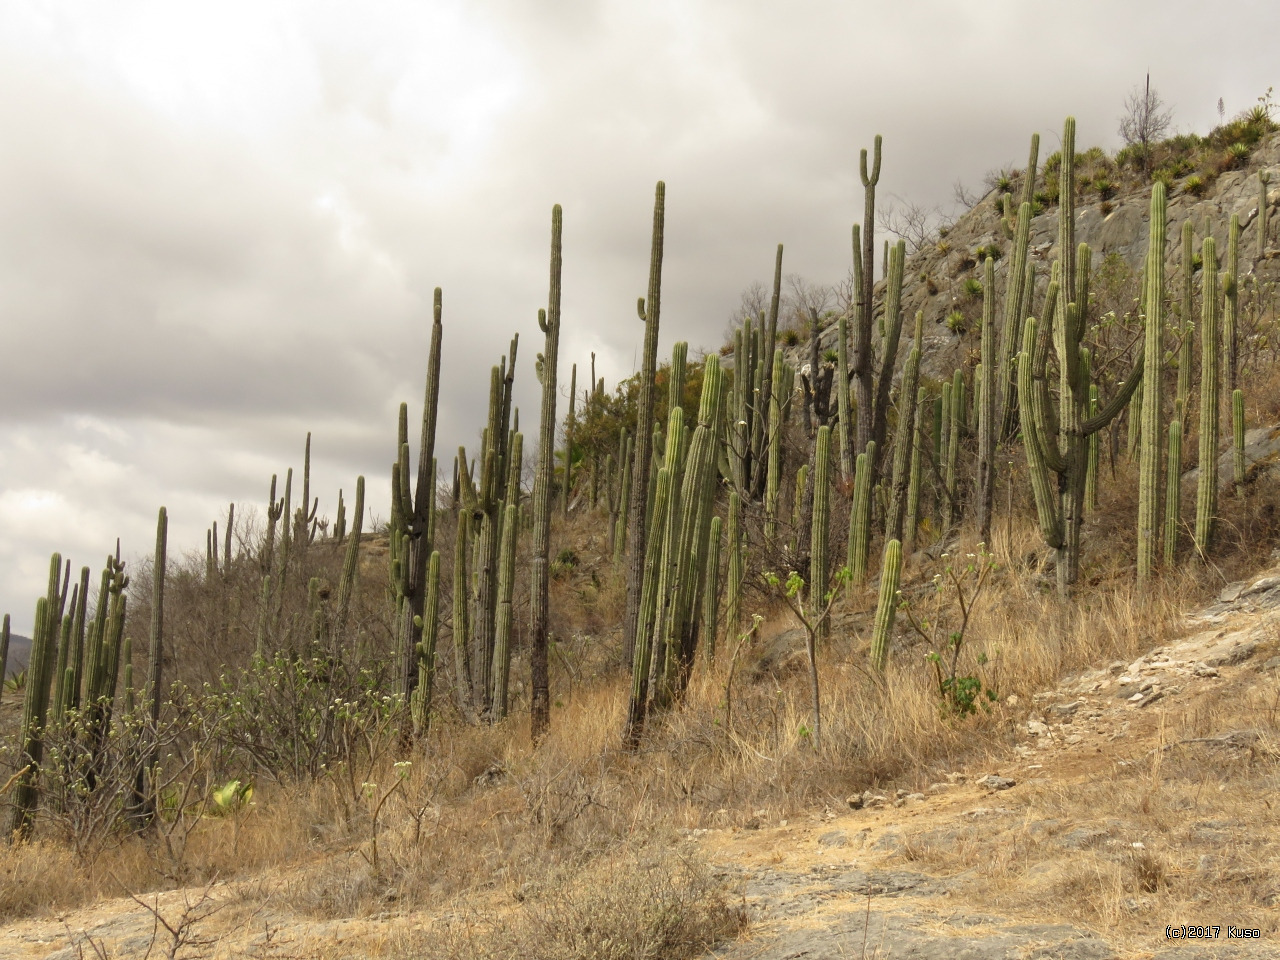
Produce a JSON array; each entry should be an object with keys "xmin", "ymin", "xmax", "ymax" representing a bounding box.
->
[{"xmin": 1, "ymin": 0, "xmax": 1277, "ymax": 630}]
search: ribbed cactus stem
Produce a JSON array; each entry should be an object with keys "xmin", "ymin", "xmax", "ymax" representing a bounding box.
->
[
  {"xmin": 887, "ymin": 311, "xmax": 922, "ymax": 543},
  {"xmin": 945, "ymin": 370, "xmax": 962, "ymax": 529},
  {"xmin": 810, "ymin": 426, "xmax": 832, "ymax": 639},
  {"xmin": 411, "ymin": 551, "xmax": 441, "ymax": 737},
  {"xmin": 764, "ymin": 350, "xmax": 784, "ymax": 541},
  {"xmin": 1178, "ymin": 220, "xmax": 1194, "ymax": 425},
  {"xmin": 1259, "ymin": 171, "xmax": 1271, "ymax": 260},
  {"xmin": 1086, "ymin": 384, "xmax": 1100, "ymax": 512},
  {"xmin": 1164, "ymin": 421, "xmax": 1182, "ymax": 566},
  {"xmin": 334, "ymin": 477, "xmax": 365, "ymax": 641},
  {"xmin": 869, "ymin": 539, "xmax": 902, "ymax": 672},
  {"xmin": 904, "ymin": 386, "xmax": 926, "ymax": 554},
  {"xmin": 491, "ymin": 497, "xmax": 517, "ymax": 719},
  {"xmin": 561, "ymin": 362, "xmax": 577, "ymax": 515},
  {"xmin": 452, "ymin": 513, "xmax": 473, "ymax": 718},
  {"xmin": 1195, "ymin": 237, "xmax": 1220, "ymax": 557},
  {"xmin": 625, "ymin": 465, "xmax": 671, "ymax": 747},
  {"xmin": 1225, "ymin": 214, "xmax": 1240, "ymax": 398},
  {"xmin": 977, "ymin": 256, "xmax": 997, "ymax": 541},
  {"xmin": 0, "ymin": 614, "xmax": 9, "ymax": 705},
  {"xmin": 847, "ymin": 442, "xmax": 876, "ymax": 583},
  {"xmin": 1232, "ymin": 389, "xmax": 1246, "ymax": 491},
  {"xmin": 726, "ymin": 492, "xmax": 743, "ymax": 639},
  {"xmin": 836, "ymin": 314, "xmax": 853, "ymax": 484},
  {"xmin": 622, "ymin": 182, "xmax": 666, "ymax": 668},
  {"xmin": 11, "ymin": 556, "xmax": 62, "ymax": 838},
  {"xmin": 702, "ymin": 515, "xmax": 722, "ymax": 663},
  {"xmin": 1136, "ymin": 182, "xmax": 1166, "ymax": 583}
]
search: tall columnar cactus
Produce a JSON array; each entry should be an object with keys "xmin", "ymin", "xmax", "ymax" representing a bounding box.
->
[
  {"xmin": 725, "ymin": 491, "xmax": 743, "ymax": 640},
  {"xmin": 887, "ymin": 311, "xmax": 923, "ymax": 542},
  {"xmin": 411, "ymin": 551, "xmax": 441, "ymax": 738},
  {"xmin": 1137, "ymin": 182, "xmax": 1168, "ymax": 583},
  {"xmin": 836, "ymin": 313, "xmax": 853, "ymax": 484},
  {"xmin": 1164, "ymin": 420, "xmax": 1182, "ymax": 565},
  {"xmin": 977, "ymin": 256, "xmax": 998, "ymax": 541},
  {"xmin": 869, "ymin": 539, "xmax": 902, "ymax": 672},
  {"xmin": 0, "ymin": 613, "xmax": 9, "ymax": 705},
  {"xmin": 530, "ymin": 204, "xmax": 563, "ymax": 744},
  {"xmin": 492, "ymin": 500, "xmax": 518, "ymax": 720},
  {"xmin": 562, "ymin": 362, "xmax": 577, "ymax": 515},
  {"xmin": 871, "ymin": 240, "xmax": 908, "ymax": 473},
  {"xmin": 333, "ymin": 476, "xmax": 365, "ymax": 641},
  {"xmin": 622, "ymin": 183, "xmax": 666, "ymax": 667},
  {"xmin": 904, "ymin": 386, "xmax": 926, "ymax": 554},
  {"xmin": 393, "ymin": 287, "xmax": 444, "ymax": 712},
  {"xmin": 625, "ymin": 464, "xmax": 670, "ymax": 748},
  {"xmin": 764, "ymin": 350, "xmax": 785, "ymax": 542},
  {"xmin": 1195, "ymin": 236, "xmax": 1220, "ymax": 557},
  {"xmin": 1259, "ymin": 170, "xmax": 1271, "ymax": 261},
  {"xmin": 668, "ymin": 342, "xmax": 687, "ymax": 419},
  {"xmin": 613, "ymin": 431, "xmax": 633, "ymax": 564},
  {"xmin": 702, "ymin": 515, "xmax": 722, "ymax": 663},
  {"xmin": 1233, "ymin": 389, "xmax": 1246, "ymax": 490},
  {"xmin": 851, "ymin": 135, "xmax": 882, "ymax": 455},
  {"xmin": 452, "ymin": 510, "xmax": 473, "ymax": 718},
  {"xmin": 1224, "ymin": 214, "xmax": 1240, "ymax": 399},
  {"xmin": 945, "ymin": 369, "xmax": 963, "ymax": 529},
  {"xmin": 847, "ymin": 442, "xmax": 876, "ymax": 583},
  {"xmin": 1018, "ymin": 118, "xmax": 1146, "ymax": 595},
  {"xmin": 10, "ymin": 554, "xmax": 69, "ymax": 838},
  {"xmin": 810, "ymin": 426, "xmax": 832, "ymax": 639},
  {"xmin": 1086, "ymin": 385, "xmax": 1100, "ymax": 512},
  {"xmin": 1177, "ymin": 220, "xmax": 1195, "ymax": 424}
]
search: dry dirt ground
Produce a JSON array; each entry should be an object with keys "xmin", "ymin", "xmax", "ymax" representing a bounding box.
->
[{"xmin": 3, "ymin": 572, "xmax": 1279, "ymax": 960}]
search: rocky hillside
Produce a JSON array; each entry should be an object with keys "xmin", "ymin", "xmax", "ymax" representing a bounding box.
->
[{"xmin": 811, "ymin": 130, "xmax": 1280, "ymax": 385}]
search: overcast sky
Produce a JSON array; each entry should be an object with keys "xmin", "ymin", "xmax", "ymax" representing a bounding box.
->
[{"xmin": 1, "ymin": 0, "xmax": 1276, "ymax": 632}]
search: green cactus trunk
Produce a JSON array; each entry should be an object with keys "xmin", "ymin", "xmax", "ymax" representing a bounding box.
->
[
  {"xmin": 904, "ymin": 386, "xmax": 926, "ymax": 554},
  {"xmin": 1164, "ymin": 421, "xmax": 1182, "ymax": 566},
  {"xmin": 530, "ymin": 205, "xmax": 563, "ymax": 744},
  {"xmin": 1195, "ymin": 237, "xmax": 1220, "ymax": 557},
  {"xmin": 847, "ymin": 442, "xmax": 876, "ymax": 584},
  {"xmin": 492, "ymin": 499, "xmax": 518, "ymax": 720},
  {"xmin": 869, "ymin": 539, "xmax": 902, "ymax": 672},
  {"xmin": 977, "ymin": 256, "xmax": 998, "ymax": 542},
  {"xmin": 411, "ymin": 551, "xmax": 442, "ymax": 738},
  {"xmin": 810, "ymin": 426, "xmax": 832, "ymax": 639},
  {"xmin": 887, "ymin": 312, "xmax": 923, "ymax": 543},
  {"xmin": 562, "ymin": 362, "xmax": 577, "ymax": 515},
  {"xmin": 702, "ymin": 516, "xmax": 722, "ymax": 664},
  {"xmin": 1178, "ymin": 220, "xmax": 1195, "ymax": 426},
  {"xmin": 622, "ymin": 183, "xmax": 666, "ymax": 668},
  {"xmin": 1137, "ymin": 182, "xmax": 1167, "ymax": 583},
  {"xmin": 1232, "ymin": 389, "xmax": 1246, "ymax": 491},
  {"xmin": 725, "ymin": 492, "xmax": 744, "ymax": 641}
]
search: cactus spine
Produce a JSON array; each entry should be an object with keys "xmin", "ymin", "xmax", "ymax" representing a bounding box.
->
[
  {"xmin": 1137, "ymin": 182, "xmax": 1167, "ymax": 583},
  {"xmin": 622, "ymin": 182, "xmax": 666, "ymax": 667},
  {"xmin": 869, "ymin": 539, "xmax": 902, "ymax": 672},
  {"xmin": 1195, "ymin": 237, "xmax": 1220, "ymax": 556},
  {"xmin": 530, "ymin": 204, "xmax": 563, "ymax": 744}
]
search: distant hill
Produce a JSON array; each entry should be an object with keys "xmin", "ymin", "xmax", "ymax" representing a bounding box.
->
[{"xmin": 3, "ymin": 632, "xmax": 31, "ymax": 679}]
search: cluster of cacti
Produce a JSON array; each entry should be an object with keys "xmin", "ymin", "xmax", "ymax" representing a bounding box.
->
[
  {"xmin": 10, "ymin": 545, "xmax": 130, "ymax": 838},
  {"xmin": 626, "ymin": 356, "xmax": 724, "ymax": 744},
  {"xmin": 1018, "ymin": 117, "xmax": 1147, "ymax": 595}
]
